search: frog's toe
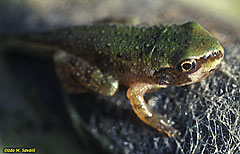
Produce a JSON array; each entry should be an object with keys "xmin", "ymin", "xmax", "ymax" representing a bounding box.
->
[
  {"xmin": 150, "ymin": 113, "xmax": 179, "ymax": 138},
  {"xmin": 101, "ymin": 76, "xmax": 119, "ymax": 97}
]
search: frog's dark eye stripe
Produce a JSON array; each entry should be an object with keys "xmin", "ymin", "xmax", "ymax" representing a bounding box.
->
[{"xmin": 176, "ymin": 59, "xmax": 197, "ymax": 73}]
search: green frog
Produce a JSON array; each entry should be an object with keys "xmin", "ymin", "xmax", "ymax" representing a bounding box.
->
[{"xmin": 0, "ymin": 21, "xmax": 224, "ymax": 137}]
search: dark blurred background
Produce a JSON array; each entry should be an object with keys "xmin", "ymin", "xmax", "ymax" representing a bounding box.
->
[{"xmin": 0, "ymin": 0, "xmax": 239, "ymax": 154}]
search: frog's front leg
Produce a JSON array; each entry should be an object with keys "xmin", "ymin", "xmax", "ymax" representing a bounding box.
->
[
  {"xmin": 54, "ymin": 50, "xmax": 119, "ymax": 96},
  {"xmin": 127, "ymin": 83, "xmax": 179, "ymax": 137}
]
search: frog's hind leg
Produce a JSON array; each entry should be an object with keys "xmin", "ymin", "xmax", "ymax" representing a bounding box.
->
[
  {"xmin": 127, "ymin": 83, "xmax": 179, "ymax": 137},
  {"xmin": 53, "ymin": 50, "xmax": 119, "ymax": 96}
]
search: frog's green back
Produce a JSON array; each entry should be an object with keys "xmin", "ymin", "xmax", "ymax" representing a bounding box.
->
[
  {"xmin": 46, "ymin": 24, "xmax": 168, "ymax": 67},
  {"xmin": 0, "ymin": 22, "xmax": 223, "ymax": 86}
]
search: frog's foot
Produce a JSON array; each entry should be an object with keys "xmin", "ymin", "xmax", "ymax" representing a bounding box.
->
[
  {"xmin": 54, "ymin": 50, "xmax": 119, "ymax": 96},
  {"xmin": 127, "ymin": 83, "xmax": 179, "ymax": 137}
]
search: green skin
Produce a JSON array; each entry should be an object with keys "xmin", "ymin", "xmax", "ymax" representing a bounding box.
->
[{"xmin": 1, "ymin": 21, "xmax": 224, "ymax": 137}]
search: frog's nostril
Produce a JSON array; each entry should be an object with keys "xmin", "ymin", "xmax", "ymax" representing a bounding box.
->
[{"xmin": 219, "ymin": 50, "xmax": 224, "ymax": 58}]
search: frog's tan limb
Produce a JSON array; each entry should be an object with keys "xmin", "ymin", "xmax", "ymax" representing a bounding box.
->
[
  {"xmin": 54, "ymin": 50, "xmax": 119, "ymax": 96},
  {"xmin": 127, "ymin": 83, "xmax": 179, "ymax": 137}
]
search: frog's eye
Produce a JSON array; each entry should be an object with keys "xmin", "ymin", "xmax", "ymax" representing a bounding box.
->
[{"xmin": 176, "ymin": 59, "xmax": 197, "ymax": 73}]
